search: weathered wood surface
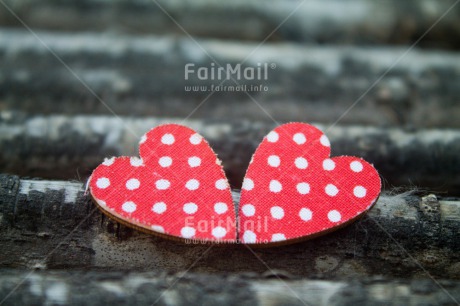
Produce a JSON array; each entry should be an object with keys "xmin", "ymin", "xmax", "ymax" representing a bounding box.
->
[
  {"xmin": 0, "ymin": 0, "xmax": 459, "ymax": 49},
  {"xmin": 0, "ymin": 270, "xmax": 459, "ymax": 306},
  {"xmin": 1, "ymin": 115, "xmax": 460, "ymax": 195},
  {"xmin": 0, "ymin": 30, "xmax": 459, "ymax": 127},
  {"xmin": 0, "ymin": 175, "xmax": 459, "ymax": 279}
]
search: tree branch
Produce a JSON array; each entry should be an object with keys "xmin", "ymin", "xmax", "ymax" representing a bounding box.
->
[
  {"xmin": 0, "ymin": 0, "xmax": 459, "ymax": 48},
  {"xmin": 1, "ymin": 115, "xmax": 460, "ymax": 194},
  {"xmin": 0, "ymin": 28, "xmax": 459, "ymax": 127},
  {"xmin": 0, "ymin": 270, "xmax": 459, "ymax": 306},
  {"xmin": 0, "ymin": 175, "xmax": 459, "ymax": 279}
]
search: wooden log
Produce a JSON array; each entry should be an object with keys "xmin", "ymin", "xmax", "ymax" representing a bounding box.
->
[
  {"xmin": 0, "ymin": 175, "xmax": 459, "ymax": 279},
  {"xmin": 0, "ymin": 29, "xmax": 460, "ymax": 127},
  {"xmin": 0, "ymin": 270, "xmax": 459, "ymax": 306},
  {"xmin": 0, "ymin": 0, "xmax": 459, "ymax": 48},
  {"xmin": 1, "ymin": 115, "xmax": 460, "ymax": 195}
]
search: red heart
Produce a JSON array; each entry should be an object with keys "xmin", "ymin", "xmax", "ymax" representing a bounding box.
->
[
  {"xmin": 90, "ymin": 123, "xmax": 380, "ymax": 245},
  {"xmin": 238, "ymin": 123, "xmax": 381, "ymax": 244},
  {"xmin": 89, "ymin": 124, "xmax": 236, "ymax": 242}
]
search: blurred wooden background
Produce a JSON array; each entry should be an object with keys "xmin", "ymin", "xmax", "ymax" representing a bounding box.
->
[{"xmin": 0, "ymin": 0, "xmax": 459, "ymax": 305}]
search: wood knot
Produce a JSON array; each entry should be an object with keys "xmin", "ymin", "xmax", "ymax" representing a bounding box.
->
[{"xmin": 420, "ymin": 194, "xmax": 440, "ymax": 215}]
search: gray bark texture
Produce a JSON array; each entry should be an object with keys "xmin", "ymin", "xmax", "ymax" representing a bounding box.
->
[
  {"xmin": 1, "ymin": 115, "xmax": 460, "ymax": 195},
  {"xmin": 0, "ymin": 29, "xmax": 459, "ymax": 128},
  {"xmin": 0, "ymin": 270, "xmax": 459, "ymax": 306},
  {"xmin": 0, "ymin": 0, "xmax": 459, "ymax": 49},
  {"xmin": 0, "ymin": 175, "xmax": 459, "ymax": 281}
]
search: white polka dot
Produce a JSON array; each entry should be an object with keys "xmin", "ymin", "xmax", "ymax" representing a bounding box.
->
[
  {"xmin": 188, "ymin": 156, "xmax": 201, "ymax": 167},
  {"xmin": 130, "ymin": 157, "xmax": 143, "ymax": 167},
  {"xmin": 183, "ymin": 202, "xmax": 198, "ymax": 214},
  {"xmin": 267, "ymin": 131, "xmax": 279, "ymax": 142},
  {"xmin": 293, "ymin": 133, "xmax": 306, "ymax": 144},
  {"xmin": 126, "ymin": 178, "xmax": 140, "ymax": 190},
  {"xmin": 271, "ymin": 233, "xmax": 286, "ymax": 242},
  {"xmin": 181, "ymin": 227, "xmax": 196, "ymax": 238},
  {"xmin": 328, "ymin": 210, "xmax": 341, "ymax": 222},
  {"xmin": 212, "ymin": 226, "xmax": 227, "ymax": 239},
  {"xmin": 161, "ymin": 133, "xmax": 175, "ymax": 145},
  {"xmin": 185, "ymin": 179, "xmax": 199, "ymax": 190},
  {"xmin": 353, "ymin": 186, "xmax": 367, "ymax": 198},
  {"xmin": 139, "ymin": 134, "xmax": 147, "ymax": 144},
  {"xmin": 122, "ymin": 201, "xmax": 136, "ymax": 213},
  {"xmin": 96, "ymin": 177, "xmax": 110, "ymax": 189},
  {"xmin": 295, "ymin": 157, "xmax": 308, "ymax": 169},
  {"xmin": 152, "ymin": 202, "xmax": 167, "ymax": 214},
  {"xmin": 242, "ymin": 204, "xmax": 255, "ymax": 217},
  {"xmin": 270, "ymin": 206, "xmax": 284, "ymax": 219},
  {"xmin": 325, "ymin": 184, "xmax": 339, "ymax": 196},
  {"xmin": 297, "ymin": 182, "xmax": 310, "ymax": 195},
  {"xmin": 158, "ymin": 156, "xmax": 172, "ymax": 167},
  {"xmin": 189, "ymin": 133, "xmax": 202, "ymax": 145},
  {"xmin": 243, "ymin": 230, "xmax": 256, "ymax": 243},
  {"xmin": 323, "ymin": 159, "xmax": 335, "ymax": 171},
  {"xmin": 350, "ymin": 161, "xmax": 363, "ymax": 172},
  {"xmin": 269, "ymin": 180, "xmax": 282, "ymax": 193},
  {"xmin": 97, "ymin": 200, "xmax": 107, "ymax": 207},
  {"xmin": 102, "ymin": 157, "xmax": 115, "ymax": 166},
  {"xmin": 242, "ymin": 178, "xmax": 254, "ymax": 191},
  {"xmin": 155, "ymin": 179, "xmax": 170, "ymax": 190},
  {"xmin": 151, "ymin": 225, "xmax": 165, "ymax": 233},
  {"xmin": 299, "ymin": 208, "xmax": 312, "ymax": 221},
  {"xmin": 214, "ymin": 202, "xmax": 228, "ymax": 214},
  {"xmin": 320, "ymin": 134, "xmax": 330, "ymax": 147},
  {"xmin": 215, "ymin": 179, "xmax": 227, "ymax": 190},
  {"xmin": 267, "ymin": 155, "xmax": 280, "ymax": 167}
]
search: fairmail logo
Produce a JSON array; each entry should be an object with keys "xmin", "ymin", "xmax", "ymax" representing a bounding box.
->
[
  {"xmin": 184, "ymin": 62, "xmax": 276, "ymax": 81},
  {"xmin": 182, "ymin": 216, "xmax": 271, "ymax": 244}
]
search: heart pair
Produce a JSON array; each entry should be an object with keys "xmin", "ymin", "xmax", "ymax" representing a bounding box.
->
[{"xmin": 89, "ymin": 123, "xmax": 381, "ymax": 245}]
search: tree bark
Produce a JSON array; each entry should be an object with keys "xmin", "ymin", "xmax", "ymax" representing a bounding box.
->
[
  {"xmin": 0, "ymin": 175, "xmax": 459, "ymax": 279},
  {"xmin": 1, "ymin": 115, "xmax": 460, "ymax": 195},
  {"xmin": 0, "ymin": 270, "xmax": 459, "ymax": 306},
  {"xmin": 0, "ymin": 29, "xmax": 459, "ymax": 127}
]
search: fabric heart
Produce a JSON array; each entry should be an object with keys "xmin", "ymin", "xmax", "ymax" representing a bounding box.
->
[
  {"xmin": 89, "ymin": 124, "xmax": 236, "ymax": 242},
  {"xmin": 238, "ymin": 122, "xmax": 381, "ymax": 244},
  {"xmin": 89, "ymin": 123, "xmax": 380, "ymax": 245}
]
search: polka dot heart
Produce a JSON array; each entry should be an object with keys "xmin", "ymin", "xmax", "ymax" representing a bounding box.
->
[
  {"xmin": 89, "ymin": 124, "xmax": 236, "ymax": 242},
  {"xmin": 238, "ymin": 122, "xmax": 381, "ymax": 244},
  {"xmin": 90, "ymin": 122, "xmax": 380, "ymax": 246}
]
